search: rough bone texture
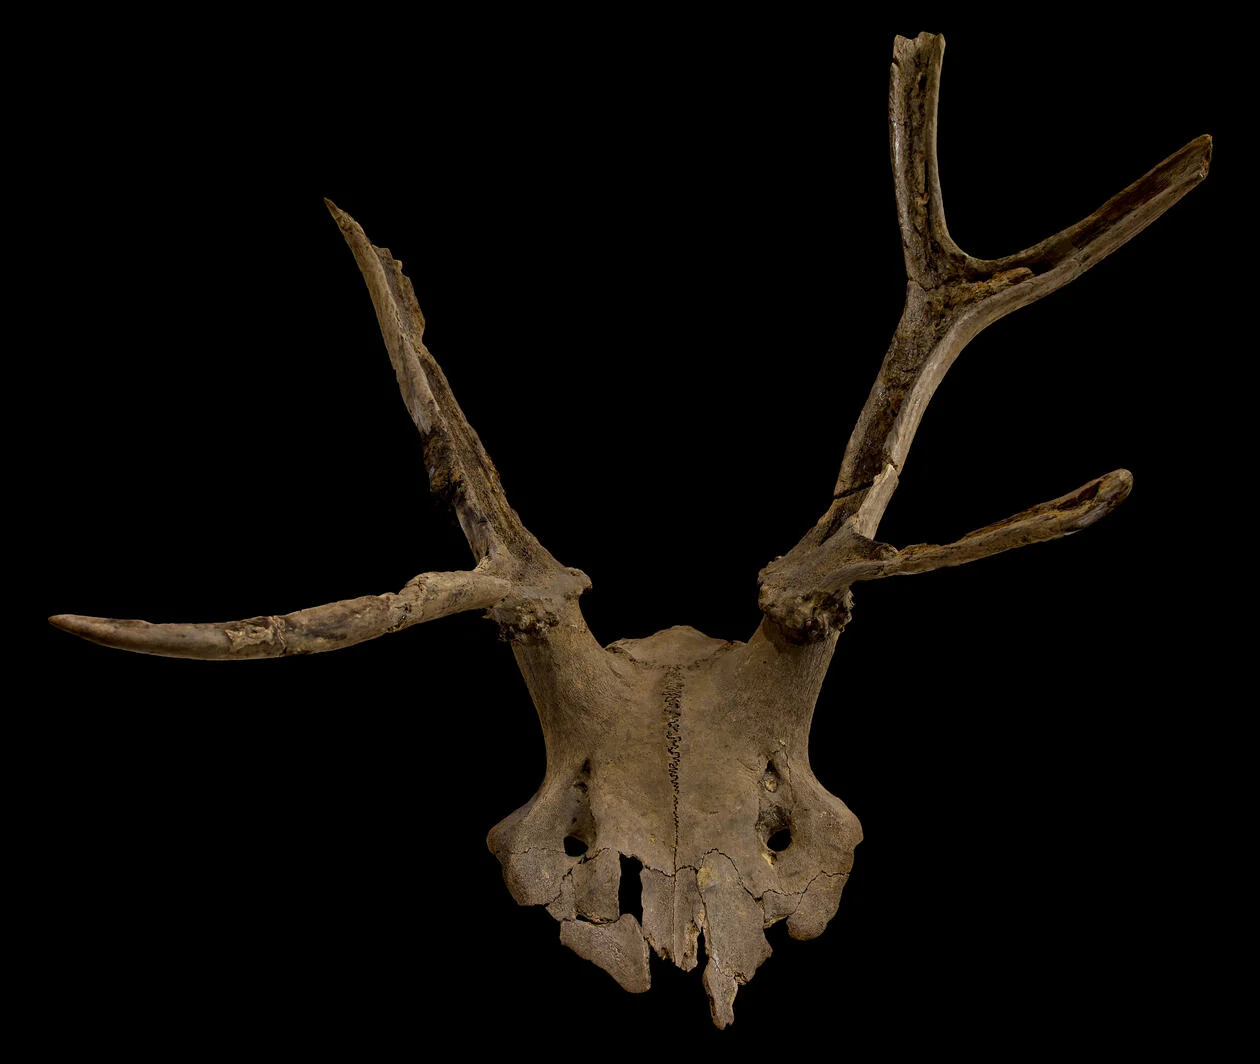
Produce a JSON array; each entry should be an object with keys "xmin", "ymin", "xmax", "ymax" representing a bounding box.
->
[
  {"xmin": 487, "ymin": 623, "xmax": 857, "ymax": 1026},
  {"xmin": 47, "ymin": 32, "xmax": 1209, "ymax": 1029}
]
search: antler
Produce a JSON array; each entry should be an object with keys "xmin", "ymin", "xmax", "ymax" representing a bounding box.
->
[
  {"xmin": 48, "ymin": 570, "xmax": 510, "ymax": 660},
  {"xmin": 758, "ymin": 32, "xmax": 1211, "ymax": 637},
  {"xmin": 49, "ymin": 201, "xmax": 588, "ymax": 658}
]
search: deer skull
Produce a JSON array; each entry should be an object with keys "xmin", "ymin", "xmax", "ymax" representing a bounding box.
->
[
  {"xmin": 48, "ymin": 33, "xmax": 1210, "ymax": 1028},
  {"xmin": 487, "ymin": 620, "xmax": 860, "ymax": 1026}
]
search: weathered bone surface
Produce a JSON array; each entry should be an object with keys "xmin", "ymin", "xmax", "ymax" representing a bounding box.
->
[{"xmin": 47, "ymin": 33, "xmax": 1209, "ymax": 1028}]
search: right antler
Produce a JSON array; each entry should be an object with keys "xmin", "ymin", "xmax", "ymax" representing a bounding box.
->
[
  {"xmin": 50, "ymin": 200, "xmax": 589, "ymax": 658},
  {"xmin": 758, "ymin": 32, "xmax": 1211, "ymax": 637}
]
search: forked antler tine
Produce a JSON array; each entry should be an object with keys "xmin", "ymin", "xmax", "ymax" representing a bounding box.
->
[
  {"xmin": 890, "ymin": 32, "xmax": 1213, "ymax": 294},
  {"xmin": 759, "ymin": 33, "xmax": 1209, "ymax": 635},
  {"xmin": 48, "ymin": 570, "xmax": 509, "ymax": 660},
  {"xmin": 841, "ymin": 33, "xmax": 1211, "ymax": 509}
]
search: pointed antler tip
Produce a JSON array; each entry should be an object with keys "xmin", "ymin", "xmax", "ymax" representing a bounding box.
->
[
  {"xmin": 323, "ymin": 197, "xmax": 355, "ymax": 230},
  {"xmin": 48, "ymin": 613, "xmax": 111, "ymax": 643}
]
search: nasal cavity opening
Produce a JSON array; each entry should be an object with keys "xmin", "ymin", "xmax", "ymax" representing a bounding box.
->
[
  {"xmin": 563, "ymin": 836, "xmax": 589, "ymax": 858},
  {"xmin": 766, "ymin": 827, "xmax": 792, "ymax": 853},
  {"xmin": 619, "ymin": 854, "xmax": 643, "ymax": 923}
]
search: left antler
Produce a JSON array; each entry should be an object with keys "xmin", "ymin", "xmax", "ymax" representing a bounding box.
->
[
  {"xmin": 49, "ymin": 201, "xmax": 589, "ymax": 658},
  {"xmin": 758, "ymin": 32, "xmax": 1211, "ymax": 637}
]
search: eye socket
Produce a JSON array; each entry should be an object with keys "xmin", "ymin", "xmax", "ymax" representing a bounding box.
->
[
  {"xmin": 563, "ymin": 835, "xmax": 589, "ymax": 857},
  {"xmin": 766, "ymin": 828, "xmax": 792, "ymax": 853}
]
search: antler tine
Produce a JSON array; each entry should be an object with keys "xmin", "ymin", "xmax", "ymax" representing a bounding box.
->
[
  {"xmin": 759, "ymin": 32, "xmax": 1210, "ymax": 636},
  {"xmin": 323, "ymin": 199, "xmax": 553, "ymax": 576},
  {"xmin": 49, "ymin": 571, "xmax": 509, "ymax": 660},
  {"xmin": 889, "ymin": 31, "xmax": 966, "ymax": 288},
  {"xmin": 759, "ymin": 472, "xmax": 1134, "ymax": 633}
]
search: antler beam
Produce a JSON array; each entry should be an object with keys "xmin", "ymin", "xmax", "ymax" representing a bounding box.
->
[
  {"xmin": 759, "ymin": 33, "xmax": 1210, "ymax": 637},
  {"xmin": 50, "ymin": 202, "xmax": 590, "ymax": 659}
]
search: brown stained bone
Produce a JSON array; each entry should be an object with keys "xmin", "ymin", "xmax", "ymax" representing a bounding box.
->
[
  {"xmin": 47, "ymin": 33, "xmax": 1210, "ymax": 1028},
  {"xmin": 759, "ymin": 34, "xmax": 1211, "ymax": 638},
  {"xmin": 48, "ymin": 570, "xmax": 509, "ymax": 659}
]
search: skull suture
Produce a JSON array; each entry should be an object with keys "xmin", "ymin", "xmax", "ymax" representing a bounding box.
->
[
  {"xmin": 48, "ymin": 33, "xmax": 1209, "ymax": 1029},
  {"xmin": 488, "ymin": 623, "xmax": 859, "ymax": 1026}
]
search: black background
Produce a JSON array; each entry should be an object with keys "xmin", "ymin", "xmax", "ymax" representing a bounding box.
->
[{"xmin": 24, "ymin": 14, "xmax": 1239, "ymax": 1054}]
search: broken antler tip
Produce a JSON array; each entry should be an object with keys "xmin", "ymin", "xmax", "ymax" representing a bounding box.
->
[
  {"xmin": 1171, "ymin": 134, "xmax": 1213, "ymax": 182},
  {"xmin": 1044, "ymin": 469, "xmax": 1133, "ymax": 534},
  {"xmin": 1195, "ymin": 133, "xmax": 1213, "ymax": 174},
  {"xmin": 1097, "ymin": 467, "xmax": 1134, "ymax": 506},
  {"xmin": 893, "ymin": 31, "xmax": 944, "ymax": 58}
]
